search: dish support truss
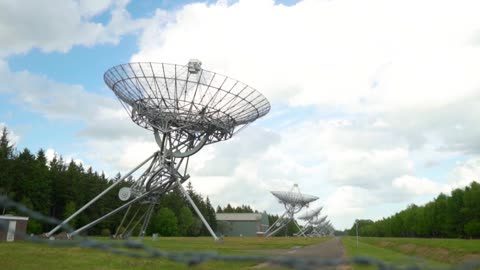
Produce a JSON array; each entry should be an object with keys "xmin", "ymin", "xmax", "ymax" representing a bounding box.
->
[
  {"xmin": 263, "ymin": 208, "xmax": 305, "ymax": 237},
  {"xmin": 46, "ymin": 130, "xmax": 219, "ymax": 241}
]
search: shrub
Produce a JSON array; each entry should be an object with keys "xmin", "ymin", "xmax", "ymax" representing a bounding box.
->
[{"xmin": 101, "ymin": 228, "xmax": 111, "ymax": 237}]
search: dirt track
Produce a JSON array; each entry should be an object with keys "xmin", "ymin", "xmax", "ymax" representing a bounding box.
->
[{"xmin": 254, "ymin": 237, "xmax": 346, "ymax": 269}]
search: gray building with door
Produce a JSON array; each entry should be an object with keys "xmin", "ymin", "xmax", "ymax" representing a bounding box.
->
[
  {"xmin": 216, "ymin": 213, "xmax": 269, "ymax": 237},
  {"xmin": 0, "ymin": 215, "xmax": 29, "ymax": 242}
]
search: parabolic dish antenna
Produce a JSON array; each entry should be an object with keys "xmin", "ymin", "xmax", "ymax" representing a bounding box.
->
[
  {"xmin": 263, "ymin": 184, "xmax": 318, "ymax": 237},
  {"xmin": 104, "ymin": 61, "xmax": 270, "ymax": 134},
  {"xmin": 314, "ymin": 220, "xmax": 334, "ymax": 237},
  {"xmin": 271, "ymin": 191, "xmax": 319, "ymax": 206},
  {"xmin": 311, "ymin": 215, "xmax": 328, "ymax": 226},
  {"xmin": 297, "ymin": 206, "xmax": 323, "ymax": 221},
  {"xmin": 295, "ymin": 206, "xmax": 324, "ymax": 237},
  {"xmin": 104, "ymin": 61, "xmax": 270, "ymax": 157},
  {"xmin": 46, "ymin": 60, "xmax": 270, "ymax": 240}
]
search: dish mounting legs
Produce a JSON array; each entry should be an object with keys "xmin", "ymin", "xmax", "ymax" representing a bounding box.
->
[
  {"xmin": 263, "ymin": 210, "xmax": 305, "ymax": 237},
  {"xmin": 45, "ymin": 146, "xmax": 218, "ymax": 241}
]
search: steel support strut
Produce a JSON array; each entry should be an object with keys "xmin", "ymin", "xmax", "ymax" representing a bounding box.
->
[
  {"xmin": 176, "ymin": 179, "xmax": 219, "ymax": 241},
  {"xmin": 293, "ymin": 220, "xmax": 305, "ymax": 237},
  {"xmin": 48, "ymin": 130, "xmax": 219, "ymax": 241},
  {"xmin": 68, "ymin": 189, "xmax": 157, "ymax": 237},
  {"xmin": 46, "ymin": 152, "xmax": 157, "ymax": 237},
  {"xmin": 264, "ymin": 211, "xmax": 290, "ymax": 237}
]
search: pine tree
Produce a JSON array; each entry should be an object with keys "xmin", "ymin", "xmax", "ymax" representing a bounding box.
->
[
  {"xmin": 33, "ymin": 149, "xmax": 52, "ymax": 216},
  {"xmin": 0, "ymin": 127, "xmax": 14, "ymax": 159},
  {"xmin": 205, "ymin": 197, "xmax": 217, "ymax": 232},
  {"xmin": 12, "ymin": 149, "xmax": 36, "ymax": 204},
  {"xmin": 177, "ymin": 206, "xmax": 194, "ymax": 236},
  {"xmin": 224, "ymin": 203, "xmax": 234, "ymax": 212},
  {"xmin": 49, "ymin": 155, "xmax": 65, "ymax": 219},
  {"xmin": 151, "ymin": 207, "xmax": 178, "ymax": 236},
  {"xmin": 0, "ymin": 127, "xmax": 15, "ymax": 214}
]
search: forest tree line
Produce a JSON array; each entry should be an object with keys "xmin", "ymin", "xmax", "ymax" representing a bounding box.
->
[
  {"xmin": 347, "ymin": 181, "xmax": 480, "ymax": 238},
  {"xmin": 0, "ymin": 127, "xmax": 217, "ymax": 236}
]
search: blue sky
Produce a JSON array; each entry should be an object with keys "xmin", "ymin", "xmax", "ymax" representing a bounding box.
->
[{"xmin": 1, "ymin": 0, "xmax": 480, "ymax": 230}]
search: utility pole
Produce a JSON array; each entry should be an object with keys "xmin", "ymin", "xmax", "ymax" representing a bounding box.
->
[{"xmin": 356, "ymin": 219, "xmax": 359, "ymax": 248}]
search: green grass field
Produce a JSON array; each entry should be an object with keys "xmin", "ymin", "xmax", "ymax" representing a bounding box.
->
[
  {"xmin": 357, "ymin": 237, "xmax": 480, "ymax": 264},
  {"xmin": 2, "ymin": 236, "xmax": 480, "ymax": 270},
  {"xmin": 342, "ymin": 236, "xmax": 480, "ymax": 270},
  {"xmin": 0, "ymin": 237, "xmax": 329, "ymax": 270},
  {"xmin": 342, "ymin": 237, "xmax": 446, "ymax": 270}
]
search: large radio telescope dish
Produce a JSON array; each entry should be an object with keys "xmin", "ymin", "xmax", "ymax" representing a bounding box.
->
[{"xmin": 104, "ymin": 61, "xmax": 270, "ymax": 157}]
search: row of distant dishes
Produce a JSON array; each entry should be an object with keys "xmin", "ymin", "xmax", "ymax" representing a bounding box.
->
[{"xmin": 270, "ymin": 187, "xmax": 331, "ymax": 229}]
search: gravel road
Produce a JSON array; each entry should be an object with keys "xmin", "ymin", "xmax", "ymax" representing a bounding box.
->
[{"xmin": 254, "ymin": 237, "xmax": 347, "ymax": 269}]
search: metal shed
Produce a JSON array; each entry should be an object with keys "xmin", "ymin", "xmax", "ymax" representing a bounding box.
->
[
  {"xmin": 0, "ymin": 215, "xmax": 29, "ymax": 242},
  {"xmin": 216, "ymin": 213, "xmax": 269, "ymax": 237}
]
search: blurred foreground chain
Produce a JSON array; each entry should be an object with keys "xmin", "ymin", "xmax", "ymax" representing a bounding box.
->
[{"xmin": 1, "ymin": 196, "xmax": 479, "ymax": 270}]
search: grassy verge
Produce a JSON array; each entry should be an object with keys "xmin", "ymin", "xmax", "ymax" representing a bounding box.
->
[
  {"xmin": 0, "ymin": 236, "xmax": 329, "ymax": 270},
  {"xmin": 357, "ymin": 237, "xmax": 480, "ymax": 265},
  {"xmin": 342, "ymin": 237, "xmax": 446, "ymax": 270}
]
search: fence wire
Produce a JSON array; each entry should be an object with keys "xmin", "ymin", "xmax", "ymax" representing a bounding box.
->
[{"xmin": 0, "ymin": 195, "xmax": 479, "ymax": 270}]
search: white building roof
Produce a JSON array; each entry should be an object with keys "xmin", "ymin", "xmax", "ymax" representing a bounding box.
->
[
  {"xmin": 0, "ymin": 215, "xmax": 29, "ymax": 221},
  {"xmin": 216, "ymin": 213, "xmax": 263, "ymax": 221}
]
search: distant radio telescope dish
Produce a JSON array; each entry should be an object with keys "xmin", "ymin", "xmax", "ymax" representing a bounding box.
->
[
  {"xmin": 46, "ymin": 60, "xmax": 270, "ymax": 240},
  {"xmin": 297, "ymin": 206, "xmax": 323, "ymax": 221},
  {"xmin": 295, "ymin": 206, "xmax": 324, "ymax": 237},
  {"xmin": 271, "ymin": 191, "xmax": 319, "ymax": 206},
  {"xmin": 263, "ymin": 184, "xmax": 318, "ymax": 237},
  {"xmin": 311, "ymin": 215, "xmax": 328, "ymax": 226}
]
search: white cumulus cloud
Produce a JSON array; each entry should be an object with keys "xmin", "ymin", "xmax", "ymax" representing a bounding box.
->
[
  {"xmin": 0, "ymin": 0, "xmax": 146, "ymax": 56},
  {"xmin": 392, "ymin": 175, "xmax": 447, "ymax": 196}
]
